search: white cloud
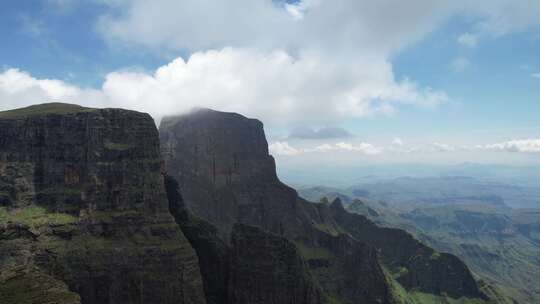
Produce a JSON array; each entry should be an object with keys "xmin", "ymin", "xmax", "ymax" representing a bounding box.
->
[
  {"xmin": 334, "ymin": 142, "xmax": 382, "ymax": 155},
  {"xmin": 532, "ymin": 73, "xmax": 540, "ymax": 79},
  {"xmin": 432, "ymin": 142, "xmax": 456, "ymax": 152},
  {"xmin": 457, "ymin": 33, "xmax": 478, "ymax": 48},
  {"xmin": 269, "ymin": 141, "xmax": 382, "ymax": 156},
  {"xmin": 0, "ymin": 68, "xmax": 105, "ymax": 110},
  {"xmin": 269, "ymin": 141, "xmax": 301, "ymax": 156},
  {"xmin": 451, "ymin": 57, "xmax": 470, "ymax": 72},
  {"xmin": 289, "ymin": 127, "xmax": 352, "ymax": 139},
  {"xmin": 478, "ymin": 139, "xmax": 540, "ymax": 153},
  {"xmin": 269, "ymin": 139, "xmax": 540, "ymax": 157},
  {"xmin": 97, "ymin": 0, "xmax": 540, "ymax": 58},
  {"xmin": 474, "ymin": 1, "xmax": 540, "ymax": 36},
  {"xmin": 94, "ymin": 0, "xmax": 463, "ymax": 123},
  {"xmin": 0, "ymin": 48, "xmax": 448, "ymax": 126},
  {"xmin": 3, "ymin": 0, "xmax": 540, "ymax": 128},
  {"xmin": 392, "ymin": 138, "xmax": 404, "ymax": 146},
  {"xmin": 98, "ymin": 0, "xmax": 459, "ymax": 55}
]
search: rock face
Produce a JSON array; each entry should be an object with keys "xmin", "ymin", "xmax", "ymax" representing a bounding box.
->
[
  {"xmin": 160, "ymin": 109, "xmax": 305, "ymax": 239},
  {"xmin": 161, "ymin": 109, "xmax": 395, "ymax": 304},
  {"xmin": 165, "ymin": 174, "xmax": 324, "ymax": 304},
  {"xmin": 0, "ymin": 103, "xmax": 206, "ymax": 304},
  {"xmin": 165, "ymin": 175, "xmax": 230, "ymax": 304},
  {"xmin": 160, "ymin": 108, "xmax": 488, "ymax": 304},
  {"xmin": 328, "ymin": 199, "xmax": 483, "ymax": 299},
  {"xmin": 228, "ymin": 224, "xmax": 324, "ymax": 304}
]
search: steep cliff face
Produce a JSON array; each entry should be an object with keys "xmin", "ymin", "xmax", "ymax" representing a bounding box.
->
[
  {"xmin": 165, "ymin": 174, "xmax": 230, "ymax": 304},
  {"xmin": 328, "ymin": 199, "xmax": 483, "ymax": 299},
  {"xmin": 160, "ymin": 109, "xmax": 313, "ymax": 240},
  {"xmin": 0, "ymin": 103, "xmax": 206, "ymax": 304},
  {"xmin": 160, "ymin": 109, "xmax": 396, "ymax": 304},
  {"xmin": 228, "ymin": 224, "xmax": 324, "ymax": 304},
  {"xmin": 165, "ymin": 174, "xmax": 325, "ymax": 304},
  {"xmin": 160, "ymin": 108, "xmax": 489, "ymax": 304}
]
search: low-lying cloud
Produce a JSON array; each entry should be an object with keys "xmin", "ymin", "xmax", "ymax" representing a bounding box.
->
[
  {"xmin": 478, "ymin": 139, "xmax": 540, "ymax": 153},
  {"xmin": 270, "ymin": 141, "xmax": 382, "ymax": 156},
  {"xmin": 289, "ymin": 127, "xmax": 353, "ymax": 140},
  {"xmin": 270, "ymin": 139, "xmax": 540, "ymax": 157}
]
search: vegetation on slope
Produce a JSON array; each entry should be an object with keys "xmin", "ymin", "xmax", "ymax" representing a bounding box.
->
[
  {"xmin": 0, "ymin": 103, "xmax": 96, "ymax": 119},
  {"xmin": 0, "ymin": 206, "xmax": 77, "ymax": 228}
]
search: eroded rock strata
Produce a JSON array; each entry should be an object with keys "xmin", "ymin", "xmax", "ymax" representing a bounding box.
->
[
  {"xmin": 0, "ymin": 103, "xmax": 496, "ymax": 304},
  {"xmin": 165, "ymin": 174, "xmax": 325, "ymax": 304},
  {"xmin": 160, "ymin": 108, "xmax": 487, "ymax": 304},
  {"xmin": 0, "ymin": 103, "xmax": 206, "ymax": 304}
]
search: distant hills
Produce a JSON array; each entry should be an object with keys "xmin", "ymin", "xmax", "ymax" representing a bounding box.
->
[
  {"xmin": 299, "ymin": 177, "xmax": 540, "ymax": 303},
  {"xmin": 298, "ymin": 175, "xmax": 540, "ymax": 209}
]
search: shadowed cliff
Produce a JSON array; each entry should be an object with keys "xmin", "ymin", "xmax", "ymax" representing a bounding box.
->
[
  {"xmin": 159, "ymin": 108, "xmax": 489, "ymax": 304},
  {"xmin": 0, "ymin": 103, "xmax": 206, "ymax": 304}
]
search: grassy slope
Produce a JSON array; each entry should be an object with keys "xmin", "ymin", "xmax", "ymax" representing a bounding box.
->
[
  {"xmin": 0, "ymin": 267, "xmax": 81, "ymax": 304},
  {"xmin": 385, "ymin": 267, "xmax": 508, "ymax": 304},
  {"xmin": 0, "ymin": 206, "xmax": 77, "ymax": 228},
  {"xmin": 0, "ymin": 103, "xmax": 96, "ymax": 119}
]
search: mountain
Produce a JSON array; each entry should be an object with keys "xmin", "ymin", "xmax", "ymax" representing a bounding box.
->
[
  {"xmin": 307, "ymin": 176, "xmax": 540, "ymax": 209},
  {"xmin": 160, "ymin": 108, "xmax": 496, "ymax": 304},
  {"xmin": 165, "ymin": 174, "xmax": 325, "ymax": 304},
  {"xmin": 299, "ymin": 184, "xmax": 539, "ymax": 303},
  {"xmin": 0, "ymin": 103, "xmax": 510, "ymax": 304},
  {"xmin": 402, "ymin": 205, "xmax": 540, "ymax": 303},
  {"xmin": 0, "ymin": 103, "xmax": 206, "ymax": 304}
]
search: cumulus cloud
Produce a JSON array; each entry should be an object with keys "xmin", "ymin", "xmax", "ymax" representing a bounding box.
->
[
  {"xmin": 3, "ymin": 0, "xmax": 540, "ymax": 128},
  {"xmin": 0, "ymin": 68, "xmax": 105, "ymax": 110},
  {"xmin": 289, "ymin": 127, "xmax": 353, "ymax": 139},
  {"xmin": 269, "ymin": 141, "xmax": 382, "ymax": 156},
  {"xmin": 457, "ymin": 33, "xmax": 478, "ymax": 48},
  {"xmin": 98, "ymin": 1, "xmax": 540, "ymax": 53},
  {"xmin": 0, "ymin": 48, "xmax": 448, "ymax": 126},
  {"xmin": 532, "ymin": 73, "xmax": 540, "ymax": 79},
  {"xmin": 98, "ymin": 0, "xmax": 458, "ymax": 55}
]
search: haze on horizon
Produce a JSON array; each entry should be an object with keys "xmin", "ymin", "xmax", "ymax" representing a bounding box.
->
[{"xmin": 1, "ymin": 0, "xmax": 539, "ymax": 171}]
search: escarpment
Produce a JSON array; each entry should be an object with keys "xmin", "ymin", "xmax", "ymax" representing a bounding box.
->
[
  {"xmin": 165, "ymin": 174, "xmax": 325, "ymax": 304},
  {"xmin": 0, "ymin": 103, "xmax": 206, "ymax": 304},
  {"xmin": 0, "ymin": 103, "xmax": 498, "ymax": 304},
  {"xmin": 328, "ymin": 198, "xmax": 483, "ymax": 299},
  {"xmin": 159, "ymin": 108, "xmax": 489, "ymax": 304}
]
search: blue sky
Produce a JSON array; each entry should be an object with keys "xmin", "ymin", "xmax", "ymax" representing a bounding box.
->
[{"xmin": 1, "ymin": 0, "xmax": 540, "ymax": 167}]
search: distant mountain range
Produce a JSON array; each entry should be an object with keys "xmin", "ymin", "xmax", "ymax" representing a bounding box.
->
[{"xmin": 298, "ymin": 178, "xmax": 540, "ymax": 303}]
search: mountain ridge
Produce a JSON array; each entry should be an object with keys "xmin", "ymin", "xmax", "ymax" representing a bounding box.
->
[
  {"xmin": 160, "ymin": 107, "xmax": 495, "ymax": 304},
  {"xmin": 0, "ymin": 103, "xmax": 509, "ymax": 304}
]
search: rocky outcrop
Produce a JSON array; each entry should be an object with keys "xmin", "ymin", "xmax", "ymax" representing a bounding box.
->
[
  {"xmin": 160, "ymin": 108, "xmax": 314, "ymax": 240},
  {"xmin": 165, "ymin": 175, "xmax": 230, "ymax": 304},
  {"xmin": 0, "ymin": 103, "xmax": 206, "ymax": 304},
  {"xmin": 328, "ymin": 198, "xmax": 483, "ymax": 299},
  {"xmin": 165, "ymin": 174, "xmax": 325, "ymax": 304},
  {"xmin": 160, "ymin": 109, "xmax": 397, "ymax": 304},
  {"xmin": 160, "ymin": 107, "xmax": 488, "ymax": 304},
  {"xmin": 228, "ymin": 224, "xmax": 324, "ymax": 304}
]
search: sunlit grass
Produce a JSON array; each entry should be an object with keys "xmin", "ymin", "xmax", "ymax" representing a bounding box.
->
[{"xmin": 0, "ymin": 206, "xmax": 77, "ymax": 228}]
